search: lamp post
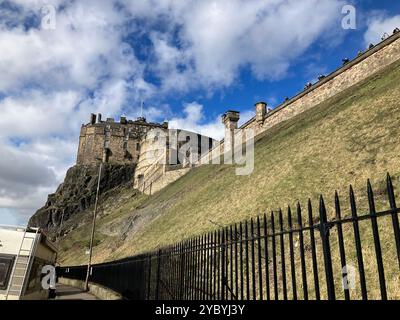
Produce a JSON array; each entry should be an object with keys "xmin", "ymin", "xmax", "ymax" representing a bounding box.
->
[{"xmin": 84, "ymin": 158, "xmax": 103, "ymax": 291}]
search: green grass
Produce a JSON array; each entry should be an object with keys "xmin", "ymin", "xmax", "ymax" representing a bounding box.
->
[{"xmin": 58, "ymin": 59, "xmax": 400, "ymax": 298}]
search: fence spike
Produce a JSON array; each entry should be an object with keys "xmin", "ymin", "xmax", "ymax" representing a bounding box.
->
[
  {"xmin": 229, "ymin": 225, "xmax": 236, "ymax": 300},
  {"xmin": 296, "ymin": 202, "xmax": 308, "ymax": 300},
  {"xmin": 213, "ymin": 230, "xmax": 217, "ymax": 300},
  {"xmin": 199, "ymin": 236, "xmax": 202, "ymax": 298},
  {"xmin": 217, "ymin": 230, "xmax": 221, "ymax": 299},
  {"xmin": 318, "ymin": 195, "xmax": 335, "ymax": 300},
  {"xmin": 256, "ymin": 216, "xmax": 263, "ymax": 300},
  {"xmin": 250, "ymin": 218, "xmax": 256, "ymax": 300},
  {"xmin": 244, "ymin": 220, "xmax": 250, "ymax": 300},
  {"xmin": 287, "ymin": 205, "xmax": 297, "ymax": 300},
  {"xmin": 334, "ymin": 190, "xmax": 350, "ymax": 300},
  {"xmin": 239, "ymin": 221, "xmax": 244, "ymax": 300},
  {"xmin": 334, "ymin": 191, "xmax": 340, "ymax": 218},
  {"xmin": 386, "ymin": 173, "xmax": 400, "ymax": 271},
  {"xmin": 155, "ymin": 249, "xmax": 161, "ymax": 300},
  {"xmin": 263, "ymin": 213, "xmax": 270, "ymax": 300},
  {"xmin": 189, "ymin": 238, "xmax": 194, "ymax": 300},
  {"xmin": 234, "ymin": 223, "xmax": 239, "ymax": 300},
  {"xmin": 225, "ymin": 226, "xmax": 230, "ymax": 299},
  {"xmin": 278, "ymin": 209, "xmax": 287, "ymax": 300},
  {"xmin": 349, "ymin": 185, "xmax": 367, "ymax": 300},
  {"xmin": 270, "ymin": 211, "xmax": 278, "ymax": 300},
  {"xmin": 146, "ymin": 253, "xmax": 152, "ymax": 300},
  {"xmin": 202, "ymin": 234, "xmax": 207, "ymax": 300},
  {"xmin": 367, "ymin": 179, "xmax": 387, "ymax": 300},
  {"xmin": 349, "ymin": 185, "xmax": 356, "ymax": 212}
]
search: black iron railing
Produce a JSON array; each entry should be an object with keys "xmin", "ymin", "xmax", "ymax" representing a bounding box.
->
[{"xmin": 59, "ymin": 173, "xmax": 400, "ymax": 300}]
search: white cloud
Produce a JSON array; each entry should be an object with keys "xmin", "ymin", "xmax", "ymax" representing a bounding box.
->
[
  {"xmin": 168, "ymin": 102, "xmax": 225, "ymax": 140},
  {"xmin": 0, "ymin": 1, "xmax": 148, "ymax": 94},
  {"xmin": 0, "ymin": 90, "xmax": 80, "ymax": 138},
  {"xmin": 134, "ymin": 0, "xmax": 345, "ymax": 92},
  {"xmin": 0, "ymin": 134, "xmax": 78, "ymax": 225},
  {"xmin": 0, "ymin": 0, "xmax": 346, "ymax": 96},
  {"xmin": 0, "ymin": 139, "xmax": 59, "ymax": 217},
  {"xmin": 364, "ymin": 14, "xmax": 400, "ymax": 45},
  {"xmin": 167, "ymin": 102, "xmax": 255, "ymax": 141}
]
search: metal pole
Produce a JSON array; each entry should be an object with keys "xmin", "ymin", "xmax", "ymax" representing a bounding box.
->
[
  {"xmin": 85, "ymin": 161, "xmax": 103, "ymax": 291},
  {"xmin": 56, "ymin": 211, "xmax": 65, "ymax": 242}
]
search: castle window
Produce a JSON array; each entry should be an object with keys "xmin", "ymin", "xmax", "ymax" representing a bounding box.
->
[
  {"xmin": 105, "ymin": 125, "xmax": 111, "ymax": 138},
  {"xmin": 136, "ymin": 143, "xmax": 140, "ymax": 151},
  {"xmin": 123, "ymin": 141, "xmax": 128, "ymax": 150}
]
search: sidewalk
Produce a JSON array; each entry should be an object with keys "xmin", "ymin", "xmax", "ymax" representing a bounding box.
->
[{"xmin": 55, "ymin": 284, "xmax": 98, "ymax": 300}]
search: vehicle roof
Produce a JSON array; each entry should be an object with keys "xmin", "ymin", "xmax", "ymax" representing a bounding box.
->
[{"xmin": 0, "ymin": 224, "xmax": 58, "ymax": 253}]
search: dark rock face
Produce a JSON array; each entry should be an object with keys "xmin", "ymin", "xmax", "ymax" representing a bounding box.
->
[{"xmin": 28, "ymin": 163, "xmax": 135, "ymax": 234}]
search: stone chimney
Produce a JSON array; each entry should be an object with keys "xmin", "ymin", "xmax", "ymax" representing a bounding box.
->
[
  {"xmin": 221, "ymin": 110, "xmax": 240, "ymax": 130},
  {"xmin": 90, "ymin": 113, "xmax": 96, "ymax": 125},
  {"xmin": 97, "ymin": 113, "xmax": 102, "ymax": 123},
  {"xmin": 221, "ymin": 110, "xmax": 240, "ymax": 164},
  {"xmin": 255, "ymin": 101, "xmax": 267, "ymax": 124}
]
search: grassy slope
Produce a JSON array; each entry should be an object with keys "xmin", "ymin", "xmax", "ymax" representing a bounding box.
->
[{"xmin": 59, "ymin": 60, "xmax": 400, "ymax": 297}]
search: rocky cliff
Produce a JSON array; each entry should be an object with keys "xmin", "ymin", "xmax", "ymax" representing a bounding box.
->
[{"xmin": 29, "ymin": 163, "xmax": 135, "ymax": 236}]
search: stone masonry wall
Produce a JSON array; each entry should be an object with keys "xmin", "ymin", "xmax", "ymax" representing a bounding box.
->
[
  {"xmin": 77, "ymin": 121, "xmax": 150, "ymax": 166},
  {"xmin": 134, "ymin": 129, "xmax": 217, "ymax": 190},
  {"xmin": 142, "ymin": 167, "xmax": 191, "ymax": 195},
  {"xmin": 244, "ymin": 32, "xmax": 400, "ymax": 137},
  {"xmin": 198, "ymin": 32, "xmax": 400, "ymax": 165},
  {"xmin": 77, "ymin": 126, "xmax": 106, "ymax": 165}
]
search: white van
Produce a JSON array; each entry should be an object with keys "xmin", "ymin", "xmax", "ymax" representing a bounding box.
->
[{"xmin": 0, "ymin": 225, "xmax": 57, "ymax": 300}]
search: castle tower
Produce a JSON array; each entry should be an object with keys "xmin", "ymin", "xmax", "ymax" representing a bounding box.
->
[{"xmin": 76, "ymin": 113, "xmax": 168, "ymax": 166}]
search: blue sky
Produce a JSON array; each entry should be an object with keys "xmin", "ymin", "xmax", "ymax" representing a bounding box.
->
[{"xmin": 0, "ymin": 0, "xmax": 399, "ymax": 226}]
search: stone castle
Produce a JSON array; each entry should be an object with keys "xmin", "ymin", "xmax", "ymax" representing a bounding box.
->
[{"xmin": 77, "ymin": 113, "xmax": 217, "ymax": 194}]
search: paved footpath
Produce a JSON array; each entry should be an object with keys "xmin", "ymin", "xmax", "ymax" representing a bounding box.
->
[{"xmin": 55, "ymin": 284, "xmax": 98, "ymax": 300}]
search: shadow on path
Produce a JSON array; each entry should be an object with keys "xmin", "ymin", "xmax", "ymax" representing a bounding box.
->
[{"xmin": 55, "ymin": 284, "xmax": 98, "ymax": 300}]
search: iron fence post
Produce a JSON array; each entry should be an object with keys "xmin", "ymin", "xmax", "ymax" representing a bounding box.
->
[
  {"xmin": 387, "ymin": 173, "xmax": 400, "ymax": 271},
  {"xmin": 147, "ymin": 253, "xmax": 152, "ymax": 300},
  {"xmin": 221, "ymin": 229, "xmax": 226, "ymax": 300},
  {"xmin": 318, "ymin": 196, "xmax": 335, "ymax": 300},
  {"xmin": 179, "ymin": 243, "xmax": 186, "ymax": 300},
  {"xmin": 155, "ymin": 249, "xmax": 161, "ymax": 300}
]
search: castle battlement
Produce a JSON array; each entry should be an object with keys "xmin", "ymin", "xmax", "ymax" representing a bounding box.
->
[{"xmin": 77, "ymin": 113, "xmax": 168, "ymax": 166}]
